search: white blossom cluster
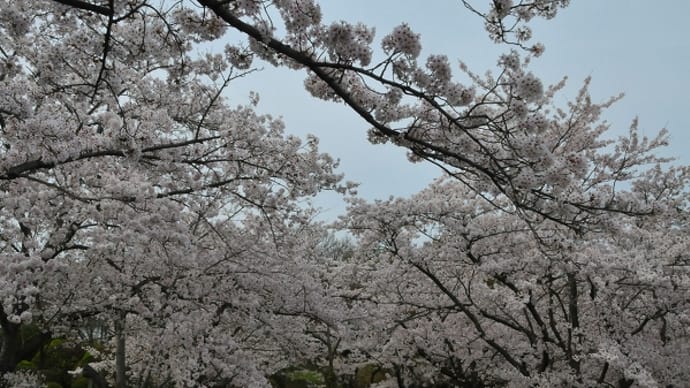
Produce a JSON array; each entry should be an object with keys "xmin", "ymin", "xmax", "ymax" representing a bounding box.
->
[
  {"xmin": 498, "ymin": 50, "xmax": 522, "ymax": 71},
  {"xmin": 231, "ymin": 0, "xmax": 262, "ymax": 17},
  {"xmin": 0, "ymin": 371, "xmax": 45, "ymax": 388},
  {"xmin": 381, "ymin": 23, "xmax": 422, "ymax": 58},
  {"xmin": 493, "ymin": 0, "xmax": 514, "ymax": 19},
  {"xmin": 223, "ymin": 44, "xmax": 253, "ymax": 69},
  {"xmin": 323, "ymin": 21, "xmax": 375, "ymax": 65},
  {"xmin": 275, "ymin": 0, "xmax": 322, "ymax": 36},
  {"xmin": 522, "ymin": 112, "xmax": 549, "ymax": 133},
  {"xmin": 514, "ymin": 72, "xmax": 544, "ymax": 102},
  {"xmin": 172, "ymin": 7, "xmax": 227, "ymax": 41},
  {"xmin": 425, "ymin": 54, "xmax": 452, "ymax": 85},
  {"xmin": 444, "ymin": 83, "xmax": 475, "ymax": 106}
]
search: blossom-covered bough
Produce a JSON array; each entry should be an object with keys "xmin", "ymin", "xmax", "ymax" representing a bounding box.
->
[
  {"xmin": 1, "ymin": 0, "xmax": 689, "ymax": 387},
  {"xmin": 343, "ymin": 174, "xmax": 689, "ymax": 386},
  {"xmin": 193, "ymin": 0, "xmax": 667, "ymax": 234}
]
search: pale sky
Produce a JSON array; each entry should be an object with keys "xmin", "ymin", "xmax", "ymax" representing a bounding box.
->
[{"xmin": 223, "ymin": 1, "xmax": 690, "ymax": 219}]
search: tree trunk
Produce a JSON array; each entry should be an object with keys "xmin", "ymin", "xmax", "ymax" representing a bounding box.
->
[
  {"xmin": 0, "ymin": 313, "xmax": 52, "ymax": 374},
  {"xmin": 83, "ymin": 363, "xmax": 110, "ymax": 388},
  {"xmin": 115, "ymin": 312, "xmax": 127, "ymax": 388},
  {"xmin": 0, "ymin": 321, "xmax": 20, "ymax": 373}
]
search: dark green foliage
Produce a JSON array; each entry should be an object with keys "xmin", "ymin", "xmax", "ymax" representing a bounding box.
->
[
  {"xmin": 71, "ymin": 376, "xmax": 91, "ymax": 388},
  {"xmin": 352, "ymin": 364, "xmax": 389, "ymax": 387},
  {"xmin": 271, "ymin": 367, "xmax": 325, "ymax": 388},
  {"xmin": 30, "ymin": 338, "xmax": 90, "ymax": 387},
  {"xmin": 3, "ymin": 329, "xmax": 101, "ymax": 388}
]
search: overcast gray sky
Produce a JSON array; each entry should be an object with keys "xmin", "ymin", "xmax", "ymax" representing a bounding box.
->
[{"xmin": 223, "ymin": 1, "xmax": 690, "ymax": 219}]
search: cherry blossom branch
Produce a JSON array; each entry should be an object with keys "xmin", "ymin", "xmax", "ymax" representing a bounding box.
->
[
  {"xmin": 405, "ymin": 257, "xmax": 529, "ymax": 376},
  {"xmin": 1, "ymin": 136, "xmax": 221, "ymax": 179},
  {"xmin": 197, "ymin": 0, "xmax": 504, "ymax": 183}
]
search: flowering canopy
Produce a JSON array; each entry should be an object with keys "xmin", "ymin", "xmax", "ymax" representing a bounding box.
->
[{"xmin": 1, "ymin": 0, "xmax": 688, "ymax": 387}]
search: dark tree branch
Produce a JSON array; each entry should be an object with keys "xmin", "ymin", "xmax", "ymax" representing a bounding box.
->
[
  {"xmin": 406, "ymin": 259, "xmax": 530, "ymax": 377},
  {"xmin": 82, "ymin": 363, "xmax": 110, "ymax": 388},
  {"xmin": 52, "ymin": 0, "xmax": 113, "ymax": 16},
  {"xmin": 1, "ymin": 136, "xmax": 220, "ymax": 179},
  {"xmin": 91, "ymin": 0, "xmax": 115, "ymax": 102}
]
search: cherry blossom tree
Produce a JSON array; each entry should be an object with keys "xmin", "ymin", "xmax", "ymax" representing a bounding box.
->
[
  {"xmin": 342, "ymin": 165, "xmax": 689, "ymax": 386},
  {"xmin": 1, "ymin": 0, "xmax": 688, "ymax": 387},
  {"xmin": 0, "ymin": 1, "xmax": 353, "ymax": 386}
]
